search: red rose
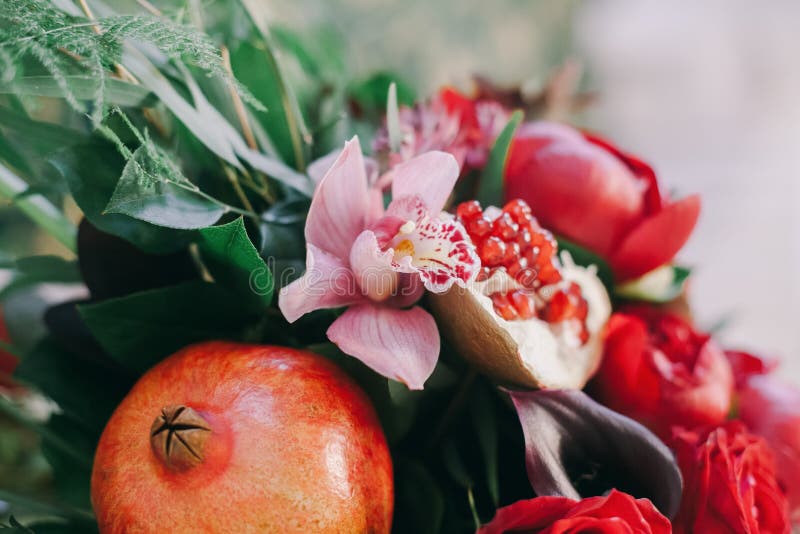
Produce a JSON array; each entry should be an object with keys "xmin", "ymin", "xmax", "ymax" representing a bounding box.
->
[
  {"xmin": 591, "ymin": 306, "xmax": 733, "ymax": 438},
  {"xmin": 504, "ymin": 122, "xmax": 700, "ymax": 281},
  {"xmin": 478, "ymin": 489, "xmax": 671, "ymax": 534},
  {"xmin": 672, "ymin": 421, "xmax": 790, "ymax": 534},
  {"xmin": 735, "ymin": 371, "xmax": 800, "ymax": 521}
]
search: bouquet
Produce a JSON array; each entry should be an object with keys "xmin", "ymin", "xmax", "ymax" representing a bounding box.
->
[{"xmin": 0, "ymin": 1, "xmax": 797, "ymax": 533}]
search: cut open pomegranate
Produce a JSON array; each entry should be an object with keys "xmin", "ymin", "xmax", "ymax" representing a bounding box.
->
[{"xmin": 429, "ymin": 199, "xmax": 611, "ymax": 389}]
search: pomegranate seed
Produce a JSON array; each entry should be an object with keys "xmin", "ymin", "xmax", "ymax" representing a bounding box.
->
[
  {"xmin": 492, "ymin": 212, "xmax": 519, "ymax": 240},
  {"xmin": 480, "ymin": 237, "xmax": 507, "ymax": 266},
  {"xmin": 502, "ymin": 199, "xmax": 532, "ymax": 223},
  {"xmin": 509, "ymin": 290, "xmax": 537, "ymax": 319},
  {"xmin": 468, "ymin": 217, "xmax": 492, "ymax": 238},
  {"xmin": 501, "ymin": 241, "xmax": 521, "ymax": 265},
  {"xmin": 491, "ymin": 293, "xmax": 518, "ymax": 321},
  {"xmin": 457, "ymin": 200, "xmax": 482, "ymax": 221}
]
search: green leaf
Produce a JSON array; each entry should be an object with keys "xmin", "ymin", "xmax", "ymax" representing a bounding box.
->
[
  {"xmin": 393, "ymin": 459, "xmax": 444, "ymax": 534},
  {"xmin": 51, "ymin": 141, "xmax": 192, "ymax": 253},
  {"xmin": 233, "ymin": 0, "xmax": 311, "ymax": 170},
  {"xmin": 0, "ymin": 76, "xmax": 152, "ymax": 108},
  {"xmin": 477, "ymin": 110, "xmax": 523, "ymax": 207},
  {"xmin": 14, "ymin": 338, "xmax": 128, "ymax": 433},
  {"xmin": 470, "ymin": 384, "xmax": 499, "ymax": 506},
  {"xmin": 387, "ymin": 82, "xmax": 401, "ymax": 152},
  {"xmin": 615, "ymin": 264, "xmax": 692, "ymax": 303},
  {"xmin": 104, "ymin": 145, "xmax": 225, "ymax": 230},
  {"xmin": 0, "ymin": 255, "xmax": 81, "ymax": 301},
  {"xmin": 557, "ymin": 238, "xmax": 615, "ymax": 293},
  {"xmin": 0, "ymin": 162, "xmax": 77, "ymax": 253},
  {"xmin": 0, "ymin": 490, "xmax": 95, "ymax": 531},
  {"xmin": 78, "ymin": 280, "xmax": 260, "ymax": 374},
  {"xmin": 230, "ymin": 41, "xmax": 307, "ymax": 168},
  {"xmin": 0, "ymin": 105, "xmax": 84, "ymax": 154},
  {"xmin": 198, "ymin": 217, "xmax": 273, "ymax": 308},
  {"xmin": 347, "ymin": 71, "xmax": 417, "ymax": 116}
]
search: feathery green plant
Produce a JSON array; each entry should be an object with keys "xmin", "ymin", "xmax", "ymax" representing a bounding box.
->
[{"xmin": 0, "ymin": 0, "xmax": 262, "ymax": 125}]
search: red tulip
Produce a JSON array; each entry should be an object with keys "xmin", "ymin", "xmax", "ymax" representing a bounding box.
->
[
  {"xmin": 504, "ymin": 122, "xmax": 701, "ymax": 281},
  {"xmin": 591, "ymin": 305, "xmax": 733, "ymax": 438}
]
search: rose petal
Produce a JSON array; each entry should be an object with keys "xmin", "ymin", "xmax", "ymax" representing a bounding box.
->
[
  {"xmin": 509, "ymin": 389, "xmax": 683, "ymax": 519},
  {"xmin": 390, "ymin": 151, "xmax": 460, "ymax": 215},
  {"xmin": 478, "ymin": 497, "xmax": 577, "ymax": 534},
  {"xmin": 326, "ymin": 304, "xmax": 439, "ymax": 390},
  {"xmin": 305, "ymin": 137, "xmax": 371, "ymax": 258},
  {"xmin": 278, "ymin": 244, "xmax": 362, "ymax": 323},
  {"xmin": 610, "ymin": 195, "xmax": 701, "ymax": 281}
]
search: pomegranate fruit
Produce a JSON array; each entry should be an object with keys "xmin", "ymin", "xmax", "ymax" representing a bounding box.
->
[
  {"xmin": 430, "ymin": 199, "xmax": 611, "ymax": 389},
  {"xmin": 91, "ymin": 342, "xmax": 393, "ymax": 533}
]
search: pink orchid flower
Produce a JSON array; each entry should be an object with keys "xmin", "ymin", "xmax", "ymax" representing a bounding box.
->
[{"xmin": 279, "ymin": 137, "xmax": 480, "ymax": 389}]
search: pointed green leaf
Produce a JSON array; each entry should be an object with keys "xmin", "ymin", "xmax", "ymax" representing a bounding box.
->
[
  {"xmin": 477, "ymin": 110, "xmax": 523, "ymax": 207},
  {"xmin": 78, "ymin": 281, "xmax": 260, "ymax": 374},
  {"xmin": 198, "ymin": 217, "xmax": 273, "ymax": 307},
  {"xmin": 104, "ymin": 145, "xmax": 224, "ymax": 230},
  {"xmin": 0, "ymin": 76, "xmax": 152, "ymax": 107}
]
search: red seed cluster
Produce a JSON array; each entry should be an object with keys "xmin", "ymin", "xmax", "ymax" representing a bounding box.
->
[
  {"xmin": 456, "ymin": 199, "xmax": 562, "ymax": 289},
  {"xmin": 456, "ymin": 199, "xmax": 590, "ymax": 343}
]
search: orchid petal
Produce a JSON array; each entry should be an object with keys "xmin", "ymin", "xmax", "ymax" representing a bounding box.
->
[
  {"xmin": 390, "ymin": 214, "xmax": 480, "ymax": 293},
  {"xmin": 610, "ymin": 195, "xmax": 701, "ymax": 281},
  {"xmin": 327, "ymin": 304, "xmax": 439, "ymax": 390},
  {"xmin": 305, "ymin": 137, "xmax": 371, "ymax": 258},
  {"xmin": 349, "ymin": 231, "xmax": 398, "ymax": 302},
  {"xmin": 308, "ymin": 148, "xmax": 380, "ymax": 187},
  {"xmin": 510, "ymin": 389, "xmax": 683, "ymax": 519},
  {"xmin": 278, "ymin": 244, "xmax": 362, "ymax": 323},
  {"xmin": 390, "ymin": 151, "xmax": 459, "ymax": 214}
]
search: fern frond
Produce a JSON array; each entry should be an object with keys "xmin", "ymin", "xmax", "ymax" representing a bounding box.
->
[{"xmin": 0, "ymin": 0, "xmax": 264, "ymax": 126}]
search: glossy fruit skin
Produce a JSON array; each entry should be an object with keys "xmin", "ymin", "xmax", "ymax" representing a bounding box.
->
[{"xmin": 91, "ymin": 342, "xmax": 393, "ymax": 534}]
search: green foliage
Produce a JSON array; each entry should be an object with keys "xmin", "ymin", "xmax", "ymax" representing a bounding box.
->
[
  {"xmin": 0, "ymin": 0, "xmax": 261, "ymax": 124},
  {"xmin": 0, "ymin": 255, "xmax": 80, "ymax": 301},
  {"xmin": 477, "ymin": 110, "xmax": 523, "ymax": 207},
  {"xmin": 198, "ymin": 217, "xmax": 274, "ymax": 307},
  {"xmin": 78, "ymin": 280, "xmax": 264, "ymax": 375}
]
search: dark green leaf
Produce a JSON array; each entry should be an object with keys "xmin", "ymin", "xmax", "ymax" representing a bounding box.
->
[
  {"xmin": 78, "ymin": 280, "xmax": 260, "ymax": 374},
  {"xmin": 347, "ymin": 71, "xmax": 417, "ymax": 118},
  {"xmin": 52, "ymin": 141, "xmax": 192, "ymax": 253},
  {"xmin": 104, "ymin": 145, "xmax": 224, "ymax": 230},
  {"xmin": 14, "ymin": 338, "xmax": 129, "ymax": 434},
  {"xmin": 393, "ymin": 459, "xmax": 444, "ymax": 534},
  {"xmin": 198, "ymin": 217, "xmax": 273, "ymax": 307},
  {"xmin": 470, "ymin": 384, "xmax": 499, "ymax": 506},
  {"xmin": 477, "ymin": 110, "xmax": 522, "ymax": 207}
]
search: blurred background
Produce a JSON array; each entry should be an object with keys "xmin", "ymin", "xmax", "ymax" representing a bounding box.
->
[{"xmin": 263, "ymin": 0, "xmax": 800, "ymax": 383}]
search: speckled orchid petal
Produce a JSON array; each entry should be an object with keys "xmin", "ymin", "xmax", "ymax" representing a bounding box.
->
[
  {"xmin": 305, "ymin": 137, "xmax": 371, "ymax": 259},
  {"xmin": 327, "ymin": 304, "xmax": 440, "ymax": 390},
  {"xmin": 278, "ymin": 244, "xmax": 362, "ymax": 323},
  {"xmin": 390, "ymin": 150, "xmax": 459, "ymax": 214},
  {"xmin": 389, "ymin": 212, "xmax": 480, "ymax": 293}
]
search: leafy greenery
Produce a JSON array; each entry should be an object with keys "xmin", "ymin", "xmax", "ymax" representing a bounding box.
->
[{"xmin": 476, "ymin": 110, "xmax": 523, "ymax": 206}]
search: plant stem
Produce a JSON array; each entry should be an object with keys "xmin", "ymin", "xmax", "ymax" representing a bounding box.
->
[
  {"xmin": 222, "ymin": 164, "xmax": 255, "ymax": 213},
  {"xmin": 0, "ymin": 162, "xmax": 77, "ymax": 253}
]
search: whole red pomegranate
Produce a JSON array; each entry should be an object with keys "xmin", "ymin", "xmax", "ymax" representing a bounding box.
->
[{"xmin": 91, "ymin": 342, "xmax": 393, "ymax": 533}]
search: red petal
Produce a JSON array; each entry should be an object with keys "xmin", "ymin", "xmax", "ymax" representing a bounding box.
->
[
  {"xmin": 477, "ymin": 497, "xmax": 577, "ymax": 534},
  {"xmin": 610, "ymin": 195, "xmax": 701, "ymax": 281}
]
